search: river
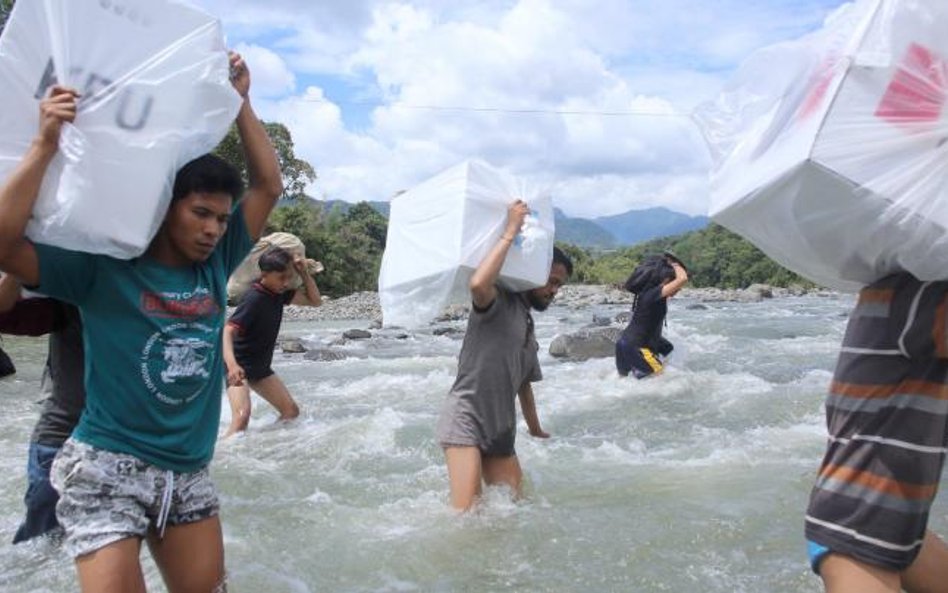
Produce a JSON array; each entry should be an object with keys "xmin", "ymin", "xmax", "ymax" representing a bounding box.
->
[{"xmin": 1, "ymin": 293, "xmax": 946, "ymax": 592}]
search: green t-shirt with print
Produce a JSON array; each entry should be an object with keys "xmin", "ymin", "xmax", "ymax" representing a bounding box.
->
[{"xmin": 33, "ymin": 210, "xmax": 252, "ymax": 472}]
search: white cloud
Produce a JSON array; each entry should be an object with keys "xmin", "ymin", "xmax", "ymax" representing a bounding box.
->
[
  {"xmin": 192, "ymin": 0, "xmax": 848, "ymax": 218},
  {"xmin": 234, "ymin": 43, "xmax": 296, "ymax": 99},
  {"xmin": 551, "ymin": 172, "xmax": 711, "ymax": 218}
]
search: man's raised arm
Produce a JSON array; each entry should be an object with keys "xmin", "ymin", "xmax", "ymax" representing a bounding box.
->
[
  {"xmin": 0, "ymin": 87, "xmax": 79, "ymax": 285},
  {"xmin": 228, "ymin": 52, "xmax": 284, "ymax": 241}
]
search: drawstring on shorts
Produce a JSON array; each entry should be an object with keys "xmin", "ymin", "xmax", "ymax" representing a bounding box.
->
[{"xmin": 156, "ymin": 470, "xmax": 174, "ymax": 539}]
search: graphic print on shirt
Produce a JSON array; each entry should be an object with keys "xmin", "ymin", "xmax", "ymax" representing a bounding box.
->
[
  {"xmin": 160, "ymin": 337, "xmax": 212, "ymax": 383},
  {"xmin": 139, "ymin": 288, "xmax": 221, "ymax": 406}
]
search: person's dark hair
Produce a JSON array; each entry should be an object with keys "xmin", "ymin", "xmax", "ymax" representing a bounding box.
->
[
  {"xmin": 553, "ymin": 246, "xmax": 573, "ymax": 277},
  {"xmin": 258, "ymin": 246, "xmax": 293, "ymax": 273},
  {"xmin": 171, "ymin": 154, "xmax": 244, "ymax": 203}
]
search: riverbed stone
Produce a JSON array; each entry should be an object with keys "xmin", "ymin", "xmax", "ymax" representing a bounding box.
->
[
  {"xmin": 343, "ymin": 329, "xmax": 373, "ymax": 340},
  {"xmin": 432, "ymin": 326, "xmax": 464, "ymax": 337},
  {"xmin": 745, "ymin": 284, "xmax": 774, "ymax": 299},
  {"xmin": 304, "ymin": 348, "xmax": 349, "ymax": 362},
  {"xmin": 549, "ymin": 327, "xmax": 621, "ymax": 361},
  {"xmin": 280, "ymin": 338, "xmax": 307, "ymax": 353},
  {"xmin": 591, "ymin": 314, "xmax": 613, "ymax": 327}
]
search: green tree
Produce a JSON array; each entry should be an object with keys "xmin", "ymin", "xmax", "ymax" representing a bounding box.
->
[
  {"xmin": 215, "ymin": 121, "xmax": 316, "ymax": 201},
  {"xmin": 318, "ymin": 203, "xmax": 388, "ymax": 295},
  {"xmin": 555, "ymin": 242, "xmax": 595, "ymax": 284},
  {"xmin": 261, "ymin": 200, "xmax": 389, "ymax": 297},
  {"xmin": 264, "ymin": 200, "xmax": 322, "ymax": 241},
  {"xmin": 563, "ymin": 223, "xmax": 815, "ymax": 289},
  {"xmin": 343, "ymin": 202, "xmax": 388, "ymax": 247},
  {"xmin": 1, "ymin": 0, "xmax": 14, "ymax": 35}
]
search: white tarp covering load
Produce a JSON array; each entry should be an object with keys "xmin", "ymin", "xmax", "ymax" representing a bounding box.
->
[
  {"xmin": 694, "ymin": 0, "xmax": 948, "ymax": 292},
  {"xmin": 0, "ymin": 0, "xmax": 241, "ymax": 258},
  {"xmin": 227, "ymin": 232, "xmax": 321, "ymax": 303},
  {"xmin": 379, "ymin": 159, "xmax": 555, "ymax": 328}
]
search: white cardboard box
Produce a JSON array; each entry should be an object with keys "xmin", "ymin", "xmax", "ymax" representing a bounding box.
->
[
  {"xmin": 379, "ymin": 159, "xmax": 554, "ymax": 328},
  {"xmin": 697, "ymin": 0, "xmax": 948, "ymax": 290},
  {"xmin": 0, "ymin": 0, "xmax": 240, "ymax": 258}
]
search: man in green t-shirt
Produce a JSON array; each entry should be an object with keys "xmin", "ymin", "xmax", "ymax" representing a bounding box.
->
[{"xmin": 0, "ymin": 52, "xmax": 283, "ymax": 593}]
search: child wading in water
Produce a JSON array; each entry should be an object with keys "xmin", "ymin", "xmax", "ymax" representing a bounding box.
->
[{"xmin": 223, "ymin": 246, "xmax": 321, "ymax": 436}]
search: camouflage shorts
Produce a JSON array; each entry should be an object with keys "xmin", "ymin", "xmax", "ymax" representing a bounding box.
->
[{"xmin": 50, "ymin": 438, "xmax": 219, "ymax": 559}]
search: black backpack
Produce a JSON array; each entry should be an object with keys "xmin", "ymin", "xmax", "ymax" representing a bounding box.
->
[{"xmin": 623, "ymin": 254, "xmax": 674, "ymax": 295}]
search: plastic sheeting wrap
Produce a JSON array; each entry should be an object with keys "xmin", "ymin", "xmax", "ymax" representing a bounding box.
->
[
  {"xmin": 227, "ymin": 232, "xmax": 321, "ymax": 303},
  {"xmin": 695, "ymin": 0, "xmax": 948, "ymax": 291},
  {"xmin": 0, "ymin": 0, "xmax": 241, "ymax": 258},
  {"xmin": 379, "ymin": 160, "xmax": 555, "ymax": 328}
]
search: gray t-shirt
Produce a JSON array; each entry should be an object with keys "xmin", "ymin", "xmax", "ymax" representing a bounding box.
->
[
  {"xmin": 31, "ymin": 304, "xmax": 85, "ymax": 447},
  {"xmin": 436, "ymin": 286, "xmax": 542, "ymax": 451}
]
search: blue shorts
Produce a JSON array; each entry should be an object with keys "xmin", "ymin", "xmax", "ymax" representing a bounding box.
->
[
  {"xmin": 13, "ymin": 442, "xmax": 63, "ymax": 544},
  {"xmin": 807, "ymin": 540, "xmax": 831, "ymax": 574}
]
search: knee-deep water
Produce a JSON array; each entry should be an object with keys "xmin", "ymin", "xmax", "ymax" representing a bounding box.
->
[{"xmin": 2, "ymin": 293, "xmax": 946, "ymax": 592}]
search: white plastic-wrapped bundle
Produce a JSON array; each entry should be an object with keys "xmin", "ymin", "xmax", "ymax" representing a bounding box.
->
[
  {"xmin": 695, "ymin": 0, "xmax": 948, "ymax": 291},
  {"xmin": 378, "ymin": 159, "xmax": 555, "ymax": 328},
  {"xmin": 227, "ymin": 232, "xmax": 321, "ymax": 303},
  {"xmin": 0, "ymin": 0, "xmax": 241, "ymax": 258}
]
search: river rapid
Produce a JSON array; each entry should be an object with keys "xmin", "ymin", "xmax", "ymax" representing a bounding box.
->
[{"xmin": 1, "ymin": 292, "xmax": 946, "ymax": 592}]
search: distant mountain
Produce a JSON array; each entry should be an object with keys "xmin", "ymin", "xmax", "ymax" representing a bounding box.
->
[
  {"xmin": 306, "ymin": 199, "xmax": 706, "ymax": 249},
  {"xmin": 553, "ymin": 208, "xmax": 616, "ymax": 248},
  {"xmin": 594, "ymin": 207, "xmax": 709, "ymax": 246},
  {"xmin": 554, "ymin": 206, "xmax": 709, "ymax": 248}
]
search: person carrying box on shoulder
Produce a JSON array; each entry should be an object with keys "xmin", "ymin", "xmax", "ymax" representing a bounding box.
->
[{"xmin": 0, "ymin": 52, "xmax": 283, "ymax": 592}]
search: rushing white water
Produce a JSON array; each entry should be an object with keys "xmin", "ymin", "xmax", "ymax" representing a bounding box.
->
[{"xmin": 1, "ymin": 294, "xmax": 947, "ymax": 592}]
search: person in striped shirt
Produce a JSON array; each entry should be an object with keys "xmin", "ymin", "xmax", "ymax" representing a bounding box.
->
[{"xmin": 805, "ymin": 273, "xmax": 948, "ymax": 592}]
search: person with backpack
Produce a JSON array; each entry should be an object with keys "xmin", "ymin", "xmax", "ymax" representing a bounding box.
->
[{"xmin": 615, "ymin": 252, "xmax": 688, "ymax": 379}]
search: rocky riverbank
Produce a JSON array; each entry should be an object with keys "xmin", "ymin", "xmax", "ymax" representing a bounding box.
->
[
  {"xmin": 274, "ymin": 283, "xmax": 834, "ymax": 323},
  {"xmin": 270, "ymin": 291, "xmax": 383, "ymax": 323},
  {"xmin": 268, "ymin": 284, "xmax": 838, "ymax": 358}
]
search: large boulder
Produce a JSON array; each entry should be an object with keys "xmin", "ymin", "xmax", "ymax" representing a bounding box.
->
[{"xmin": 549, "ymin": 327, "xmax": 621, "ymax": 361}]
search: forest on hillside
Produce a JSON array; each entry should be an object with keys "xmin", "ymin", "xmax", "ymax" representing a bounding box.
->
[
  {"xmin": 560, "ymin": 224, "xmax": 814, "ymax": 289},
  {"xmin": 254, "ymin": 201, "xmax": 813, "ymax": 297}
]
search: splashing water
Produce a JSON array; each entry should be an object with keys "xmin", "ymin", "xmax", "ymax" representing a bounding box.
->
[{"xmin": 1, "ymin": 294, "xmax": 946, "ymax": 592}]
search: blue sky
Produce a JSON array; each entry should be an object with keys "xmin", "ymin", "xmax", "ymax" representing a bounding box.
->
[{"xmin": 189, "ymin": 0, "xmax": 850, "ymax": 217}]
